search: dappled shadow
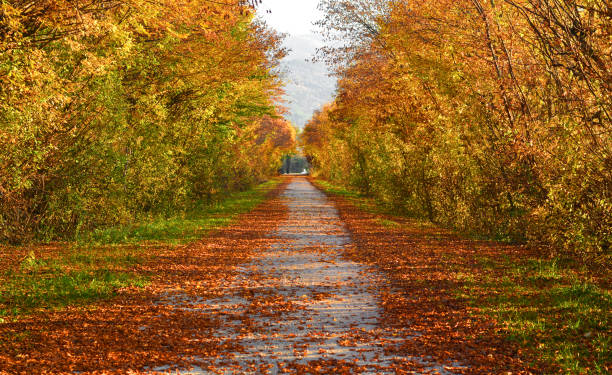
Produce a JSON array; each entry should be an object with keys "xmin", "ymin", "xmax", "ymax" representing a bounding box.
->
[{"xmin": 148, "ymin": 177, "xmax": 462, "ymax": 374}]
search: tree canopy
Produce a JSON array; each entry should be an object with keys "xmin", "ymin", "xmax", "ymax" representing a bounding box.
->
[
  {"xmin": 304, "ymin": 0, "xmax": 611, "ymax": 261},
  {"xmin": 0, "ymin": 0, "xmax": 295, "ymax": 242}
]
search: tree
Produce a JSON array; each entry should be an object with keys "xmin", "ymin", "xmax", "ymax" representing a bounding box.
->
[
  {"xmin": 0, "ymin": 0, "xmax": 289, "ymax": 242},
  {"xmin": 304, "ymin": 0, "xmax": 611, "ymax": 260}
]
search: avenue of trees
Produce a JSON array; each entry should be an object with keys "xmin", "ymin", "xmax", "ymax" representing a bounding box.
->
[
  {"xmin": 0, "ymin": 0, "xmax": 295, "ymax": 243},
  {"xmin": 303, "ymin": 0, "xmax": 610, "ymax": 261}
]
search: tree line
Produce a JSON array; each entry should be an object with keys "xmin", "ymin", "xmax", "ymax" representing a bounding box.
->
[
  {"xmin": 303, "ymin": 0, "xmax": 610, "ymax": 261},
  {"xmin": 0, "ymin": 0, "xmax": 295, "ymax": 243}
]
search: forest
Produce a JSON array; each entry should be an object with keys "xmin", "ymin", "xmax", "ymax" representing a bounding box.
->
[
  {"xmin": 0, "ymin": 1, "xmax": 610, "ymax": 373},
  {"xmin": 303, "ymin": 0, "xmax": 611, "ymax": 263},
  {"xmin": 0, "ymin": 0, "xmax": 295, "ymax": 243}
]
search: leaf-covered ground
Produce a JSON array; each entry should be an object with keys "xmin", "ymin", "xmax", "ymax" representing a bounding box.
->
[
  {"xmin": 0, "ymin": 181, "xmax": 288, "ymax": 373},
  {"xmin": 315, "ymin": 179, "xmax": 610, "ymax": 374},
  {"xmin": 1, "ymin": 176, "xmax": 608, "ymax": 373}
]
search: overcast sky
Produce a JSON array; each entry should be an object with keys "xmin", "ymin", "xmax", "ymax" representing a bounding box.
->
[
  {"xmin": 256, "ymin": 0, "xmax": 323, "ymax": 42},
  {"xmin": 256, "ymin": 0, "xmax": 336, "ymax": 128}
]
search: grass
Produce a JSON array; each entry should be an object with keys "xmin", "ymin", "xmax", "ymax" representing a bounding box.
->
[
  {"xmin": 376, "ymin": 218, "xmax": 401, "ymax": 228},
  {"xmin": 314, "ymin": 177, "xmax": 611, "ymax": 374},
  {"xmin": 461, "ymin": 256, "xmax": 611, "ymax": 373},
  {"xmin": 81, "ymin": 179, "xmax": 281, "ymax": 245},
  {"xmin": 314, "ymin": 180, "xmax": 362, "ymax": 199},
  {"xmin": 313, "ymin": 179, "xmax": 408, "ymax": 218},
  {"xmin": 0, "ymin": 178, "xmax": 281, "ymax": 320},
  {"xmin": 0, "ymin": 247, "xmax": 147, "ymax": 319}
]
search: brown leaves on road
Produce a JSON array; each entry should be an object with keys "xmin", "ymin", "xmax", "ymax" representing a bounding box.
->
[
  {"xmin": 319, "ymin": 181, "xmax": 541, "ymax": 374},
  {"xmin": 0, "ymin": 182, "xmax": 288, "ymax": 374},
  {"xmin": 1, "ymin": 177, "xmax": 545, "ymax": 374}
]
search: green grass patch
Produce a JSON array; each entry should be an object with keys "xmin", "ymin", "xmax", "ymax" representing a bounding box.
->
[
  {"xmin": 314, "ymin": 180, "xmax": 362, "ymax": 199},
  {"xmin": 313, "ymin": 179, "xmax": 408, "ymax": 218},
  {"xmin": 457, "ymin": 256, "xmax": 611, "ymax": 373},
  {"xmin": 81, "ymin": 178, "xmax": 281, "ymax": 245},
  {"xmin": 1, "ymin": 179, "xmax": 281, "ymax": 319},
  {"xmin": 0, "ymin": 247, "xmax": 147, "ymax": 319},
  {"xmin": 376, "ymin": 218, "xmax": 401, "ymax": 228}
]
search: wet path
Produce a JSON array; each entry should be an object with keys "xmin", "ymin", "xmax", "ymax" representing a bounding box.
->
[{"xmin": 155, "ymin": 177, "xmax": 459, "ymax": 374}]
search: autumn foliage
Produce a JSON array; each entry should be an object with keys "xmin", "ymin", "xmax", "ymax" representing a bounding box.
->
[
  {"xmin": 0, "ymin": 0, "xmax": 294, "ymax": 243},
  {"xmin": 304, "ymin": 0, "xmax": 611, "ymax": 261}
]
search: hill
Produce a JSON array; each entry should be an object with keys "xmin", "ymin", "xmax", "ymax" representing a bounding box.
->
[{"xmin": 278, "ymin": 35, "xmax": 336, "ymax": 128}]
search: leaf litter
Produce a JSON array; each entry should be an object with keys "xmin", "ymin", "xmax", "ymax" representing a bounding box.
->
[{"xmin": 0, "ymin": 177, "xmax": 536, "ymax": 373}]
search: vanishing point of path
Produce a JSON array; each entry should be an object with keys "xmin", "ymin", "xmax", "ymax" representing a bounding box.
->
[{"xmin": 154, "ymin": 177, "xmax": 462, "ymax": 374}]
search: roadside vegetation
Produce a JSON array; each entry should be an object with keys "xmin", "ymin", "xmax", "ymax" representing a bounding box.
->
[
  {"xmin": 0, "ymin": 0, "xmax": 292, "ymax": 323},
  {"xmin": 0, "ymin": 178, "xmax": 282, "ymax": 320},
  {"xmin": 306, "ymin": 3, "xmax": 611, "ymax": 366},
  {"xmin": 1, "ymin": 0, "xmax": 294, "ymax": 244},
  {"xmin": 315, "ymin": 179, "xmax": 611, "ymax": 374},
  {"xmin": 304, "ymin": 0, "xmax": 611, "ymax": 265}
]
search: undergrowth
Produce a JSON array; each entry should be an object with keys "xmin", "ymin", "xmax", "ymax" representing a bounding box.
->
[
  {"xmin": 314, "ymin": 177, "xmax": 611, "ymax": 374},
  {"xmin": 79, "ymin": 179, "xmax": 281, "ymax": 245},
  {"xmin": 0, "ymin": 178, "xmax": 281, "ymax": 320}
]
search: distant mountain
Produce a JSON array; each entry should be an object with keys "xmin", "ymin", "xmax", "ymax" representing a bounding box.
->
[{"xmin": 278, "ymin": 35, "xmax": 336, "ymax": 128}]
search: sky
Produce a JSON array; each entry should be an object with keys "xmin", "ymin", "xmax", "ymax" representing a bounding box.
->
[
  {"xmin": 255, "ymin": 0, "xmax": 337, "ymax": 128},
  {"xmin": 256, "ymin": 0, "xmax": 324, "ymax": 40}
]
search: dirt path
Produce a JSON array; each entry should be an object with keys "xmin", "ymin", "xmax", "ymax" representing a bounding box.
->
[
  {"xmin": 152, "ymin": 177, "xmax": 461, "ymax": 373},
  {"xmin": 1, "ymin": 177, "xmax": 495, "ymax": 374}
]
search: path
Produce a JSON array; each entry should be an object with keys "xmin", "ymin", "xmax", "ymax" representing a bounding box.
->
[
  {"xmin": 0, "ymin": 176, "xmax": 534, "ymax": 373},
  {"xmin": 155, "ymin": 177, "xmax": 460, "ymax": 373}
]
